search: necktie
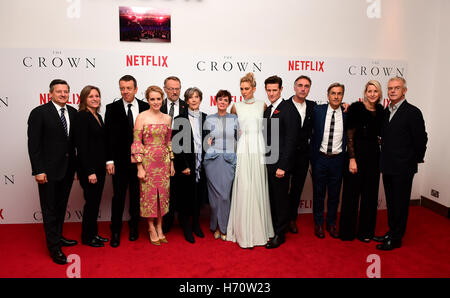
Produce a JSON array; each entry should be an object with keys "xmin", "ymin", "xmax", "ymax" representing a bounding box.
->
[
  {"xmin": 60, "ymin": 107, "xmax": 68, "ymax": 136},
  {"xmin": 127, "ymin": 103, "xmax": 134, "ymax": 133},
  {"xmin": 327, "ymin": 111, "xmax": 335, "ymax": 154},
  {"xmin": 169, "ymin": 102, "xmax": 175, "ymax": 118},
  {"xmin": 266, "ymin": 104, "xmax": 273, "ymax": 118}
]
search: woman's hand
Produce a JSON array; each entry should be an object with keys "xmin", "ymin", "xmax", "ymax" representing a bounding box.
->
[
  {"xmin": 88, "ymin": 173, "xmax": 97, "ymax": 184},
  {"xmin": 170, "ymin": 161, "xmax": 175, "ymax": 177},
  {"xmin": 137, "ymin": 166, "xmax": 146, "ymax": 181},
  {"xmin": 349, "ymin": 158, "xmax": 358, "ymax": 174},
  {"xmin": 182, "ymin": 168, "xmax": 191, "ymax": 175}
]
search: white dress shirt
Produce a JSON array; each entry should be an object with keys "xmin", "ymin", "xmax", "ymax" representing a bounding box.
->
[
  {"xmin": 167, "ymin": 98, "xmax": 181, "ymax": 128},
  {"xmin": 269, "ymin": 98, "xmax": 283, "ymax": 117},
  {"xmin": 293, "ymin": 99, "xmax": 306, "ymax": 127},
  {"xmin": 320, "ymin": 105, "xmax": 344, "ymax": 154},
  {"xmin": 51, "ymin": 100, "xmax": 70, "ymax": 134}
]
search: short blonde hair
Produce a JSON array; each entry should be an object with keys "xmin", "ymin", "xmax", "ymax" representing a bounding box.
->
[
  {"xmin": 364, "ymin": 80, "xmax": 383, "ymax": 104},
  {"xmin": 240, "ymin": 72, "xmax": 256, "ymax": 88},
  {"xmin": 388, "ymin": 76, "xmax": 407, "ymax": 88},
  {"xmin": 145, "ymin": 85, "xmax": 164, "ymax": 100}
]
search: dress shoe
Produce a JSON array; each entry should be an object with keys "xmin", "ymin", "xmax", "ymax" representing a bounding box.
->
[
  {"xmin": 220, "ymin": 234, "xmax": 227, "ymax": 241},
  {"xmin": 82, "ymin": 238, "xmax": 104, "ymax": 247},
  {"xmin": 183, "ymin": 228, "xmax": 195, "ymax": 244},
  {"xmin": 95, "ymin": 235, "xmax": 109, "ymax": 242},
  {"xmin": 288, "ymin": 221, "xmax": 298, "ymax": 234},
  {"xmin": 265, "ymin": 235, "xmax": 285, "ymax": 249},
  {"xmin": 326, "ymin": 224, "xmax": 339, "ymax": 239},
  {"xmin": 193, "ymin": 226, "xmax": 204, "ymax": 238},
  {"xmin": 60, "ymin": 237, "xmax": 78, "ymax": 247},
  {"xmin": 159, "ymin": 237, "xmax": 168, "ymax": 244},
  {"xmin": 50, "ymin": 249, "xmax": 67, "ymax": 265},
  {"xmin": 129, "ymin": 228, "xmax": 139, "ymax": 241},
  {"xmin": 373, "ymin": 233, "xmax": 390, "ymax": 243},
  {"xmin": 213, "ymin": 230, "xmax": 221, "ymax": 240},
  {"xmin": 357, "ymin": 237, "xmax": 371, "ymax": 243},
  {"xmin": 314, "ymin": 224, "xmax": 325, "ymax": 239},
  {"xmin": 110, "ymin": 233, "xmax": 120, "ymax": 248},
  {"xmin": 376, "ymin": 239, "xmax": 402, "ymax": 251}
]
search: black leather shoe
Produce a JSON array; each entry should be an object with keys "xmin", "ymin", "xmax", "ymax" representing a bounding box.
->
[
  {"xmin": 373, "ymin": 233, "xmax": 390, "ymax": 243},
  {"xmin": 265, "ymin": 235, "xmax": 285, "ymax": 249},
  {"xmin": 83, "ymin": 238, "xmax": 104, "ymax": 247},
  {"xmin": 288, "ymin": 221, "xmax": 298, "ymax": 234},
  {"xmin": 50, "ymin": 249, "xmax": 67, "ymax": 265},
  {"xmin": 326, "ymin": 224, "xmax": 339, "ymax": 239},
  {"xmin": 183, "ymin": 227, "xmax": 195, "ymax": 243},
  {"xmin": 60, "ymin": 237, "xmax": 78, "ymax": 247},
  {"xmin": 376, "ymin": 239, "xmax": 402, "ymax": 251},
  {"xmin": 193, "ymin": 226, "xmax": 205, "ymax": 238},
  {"xmin": 129, "ymin": 228, "xmax": 139, "ymax": 241},
  {"xmin": 110, "ymin": 233, "xmax": 120, "ymax": 248},
  {"xmin": 314, "ymin": 224, "xmax": 325, "ymax": 239},
  {"xmin": 95, "ymin": 235, "xmax": 109, "ymax": 242}
]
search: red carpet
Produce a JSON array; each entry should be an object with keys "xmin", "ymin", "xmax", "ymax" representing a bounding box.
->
[{"xmin": 0, "ymin": 206, "xmax": 449, "ymax": 278}]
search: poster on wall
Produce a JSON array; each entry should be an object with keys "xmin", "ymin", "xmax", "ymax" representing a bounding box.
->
[{"xmin": 119, "ymin": 6, "xmax": 171, "ymax": 43}]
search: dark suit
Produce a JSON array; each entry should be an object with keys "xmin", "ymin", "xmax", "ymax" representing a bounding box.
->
[
  {"xmin": 172, "ymin": 112, "xmax": 208, "ymax": 235},
  {"xmin": 285, "ymin": 97, "xmax": 317, "ymax": 222},
  {"xmin": 310, "ymin": 104, "xmax": 347, "ymax": 226},
  {"xmin": 74, "ymin": 110, "xmax": 106, "ymax": 242},
  {"xmin": 380, "ymin": 100, "xmax": 427, "ymax": 242},
  {"xmin": 27, "ymin": 101, "xmax": 77, "ymax": 254},
  {"xmin": 104, "ymin": 98, "xmax": 149, "ymax": 234},
  {"xmin": 264, "ymin": 99, "xmax": 301, "ymax": 237},
  {"xmin": 161, "ymin": 98, "xmax": 188, "ymax": 232}
]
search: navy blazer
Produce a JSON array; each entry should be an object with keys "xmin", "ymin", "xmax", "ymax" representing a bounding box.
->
[
  {"xmin": 310, "ymin": 104, "xmax": 347, "ymax": 164},
  {"xmin": 27, "ymin": 101, "xmax": 77, "ymax": 180},
  {"xmin": 380, "ymin": 100, "xmax": 427, "ymax": 175}
]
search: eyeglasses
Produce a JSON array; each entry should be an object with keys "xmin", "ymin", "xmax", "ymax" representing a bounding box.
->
[{"xmin": 165, "ymin": 87, "xmax": 180, "ymax": 92}]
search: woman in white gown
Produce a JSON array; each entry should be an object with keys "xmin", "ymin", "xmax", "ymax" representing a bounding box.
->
[{"xmin": 226, "ymin": 73, "xmax": 274, "ymax": 248}]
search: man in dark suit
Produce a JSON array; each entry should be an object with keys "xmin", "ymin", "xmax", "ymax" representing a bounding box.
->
[
  {"xmin": 310, "ymin": 83, "xmax": 347, "ymax": 239},
  {"xmin": 27, "ymin": 79, "xmax": 78, "ymax": 265},
  {"xmin": 285, "ymin": 75, "xmax": 317, "ymax": 234},
  {"xmin": 375, "ymin": 77, "xmax": 427, "ymax": 250},
  {"xmin": 161, "ymin": 76, "xmax": 188, "ymax": 233},
  {"xmin": 263, "ymin": 75, "xmax": 301, "ymax": 249},
  {"xmin": 104, "ymin": 75, "xmax": 149, "ymax": 247}
]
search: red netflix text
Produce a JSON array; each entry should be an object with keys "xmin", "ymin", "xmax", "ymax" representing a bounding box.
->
[
  {"xmin": 126, "ymin": 55, "xmax": 168, "ymax": 67},
  {"xmin": 210, "ymin": 96, "xmax": 244, "ymax": 106},
  {"xmin": 289, "ymin": 60, "xmax": 325, "ymax": 72},
  {"xmin": 40, "ymin": 93, "xmax": 80, "ymax": 105}
]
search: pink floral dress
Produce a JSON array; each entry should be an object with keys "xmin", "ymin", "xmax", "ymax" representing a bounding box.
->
[{"xmin": 131, "ymin": 124, "xmax": 173, "ymax": 218}]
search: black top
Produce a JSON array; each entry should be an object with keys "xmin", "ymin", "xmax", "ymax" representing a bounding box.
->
[
  {"xmin": 75, "ymin": 110, "xmax": 106, "ymax": 176},
  {"xmin": 346, "ymin": 101, "xmax": 384, "ymax": 160}
]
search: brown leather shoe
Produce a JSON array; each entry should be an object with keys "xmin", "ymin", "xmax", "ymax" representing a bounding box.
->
[
  {"xmin": 326, "ymin": 224, "xmax": 339, "ymax": 238},
  {"xmin": 289, "ymin": 221, "xmax": 298, "ymax": 234},
  {"xmin": 314, "ymin": 224, "xmax": 325, "ymax": 239}
]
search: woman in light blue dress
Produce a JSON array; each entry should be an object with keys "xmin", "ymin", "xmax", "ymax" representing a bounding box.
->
[{"xmin": 203, "ymin": 90, "xmax": 238, "ymax": 240}]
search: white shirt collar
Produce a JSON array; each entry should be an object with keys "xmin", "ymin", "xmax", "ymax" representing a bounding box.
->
[
  {"xmin": 122, "ymin": 97, "xmax": 137, "ymax": 108},
  {"xmin": 270, "ymin": 97, "xmax": 283, "ymax": 110},
  {"xmin": 51, "ymin": 100, "xmax": 67, "ymax": 111}
]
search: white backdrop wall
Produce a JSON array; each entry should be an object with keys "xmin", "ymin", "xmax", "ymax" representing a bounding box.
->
[{"xmin": 0, "ymin": 0, "xmax": 448, "ymax": 224}]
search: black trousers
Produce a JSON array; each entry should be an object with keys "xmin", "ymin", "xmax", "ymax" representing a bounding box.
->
[
  {"xmin": 110, "ymin": 164, "xmax": 140, "ymax": 234},
  {"xmin": 38, "ymin": 169, "xmax": 75, "ymax": 254},
  {"xmin": 79, "ymin": 171, "xmax": 106, "ymax": 241},
  {"xmin": 382, "ymin": 173, "xmax": 414, "ymax": 241},
  {"xmin": 177, "ymin": 174, "xmax": 206, "ymax": 229},
  {"xmin": 339, "ymin": 157, "xmax": 380, "ymax": 240},
  {"xmin": 288, "ymin": 156, "xmax": 309, "ymax": 221},
  {"xmin": 267, "ymin": 169, "xmax": 290, "ymax": 236}
]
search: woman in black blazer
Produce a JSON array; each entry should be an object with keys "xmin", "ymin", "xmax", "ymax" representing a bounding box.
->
[{"xmin": 75, "ymin": 85, "xmax": 109, "ymax": 247}]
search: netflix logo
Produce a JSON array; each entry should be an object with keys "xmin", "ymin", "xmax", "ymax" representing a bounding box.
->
[
  {"xmin": 289, "ymin": 60, "xmax": 325, "ymax": 72},
  {"xmin": 358, "ymin": 97, "xmax": 391, "ymax": 108},
  {"xmin": 0, "ymin": 208, "xmax": 4, "ymax": 220},
  {"xmin": 40, "ymin": 93, "xmax": 80, "ymax": 105},
  {"xmin": 299, "ymin": 200, "xmax": 312, "ymax": 209},
  {"xmin": 126, "ymin": 55, "xmax": 168, "ymax": 67},
  {"xmin": 209, "ymin": 95, "xmax": 244, "ymax": 106}
]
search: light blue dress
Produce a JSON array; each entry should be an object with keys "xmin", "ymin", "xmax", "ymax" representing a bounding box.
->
[{"xmin": 203, "ymin": 113, "xmax": 238, "ymax": 234}]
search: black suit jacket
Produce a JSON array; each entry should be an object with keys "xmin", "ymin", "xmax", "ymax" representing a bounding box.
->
[
  {"xmin": 104, "ymin": 98, "xmax": 149, "ymax": 168},
  {"xmin": 286, "ymin": 96, "xmax": 316, "ymax": 160},
  {"xmin": 74, "ymin": 110, "xmax": 106, "ymax": 176},
  {"xmin": 380, "ymin": 100, "xmax": 427, "ymax": 175},
  {"xmin": 161, "ymin": 98, "xmax": 188, "ymax": 119},
  {"xmin": 172, "ymin": 112, "xmax": 208, "ymax": 174},
  {"xmin": 264, "ymin": 99, "xmax": 301, "ymax": 173},
  {"xmin": 27, "ymin": 101, "xmax": 77, "ymax": 180}
]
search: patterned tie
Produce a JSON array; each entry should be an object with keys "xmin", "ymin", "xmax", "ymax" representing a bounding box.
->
[
  {"xmin": 60, "ymin": 107, "xmax": 68, "ymax": 136},
  {"xmin": 127, "ymin": 104, "xmax": 134, "ymax": 132},
  {"xmin": 169, "ymin": 102, "xmax": 175, "ymax": 118},
  {"xmin": 327, "ymin": 111, "xmax": 335, "ymax": 154}
]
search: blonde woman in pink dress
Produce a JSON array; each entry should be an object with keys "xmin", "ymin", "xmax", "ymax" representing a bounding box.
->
[{"xmin": 131, "ymin": 86, "xmax": 175, "ymax": 245}]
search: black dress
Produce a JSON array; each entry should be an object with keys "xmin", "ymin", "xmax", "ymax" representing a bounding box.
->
[{"xmin": 339, "ymin": 101, "xmax": 384, "ymax": 241}]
